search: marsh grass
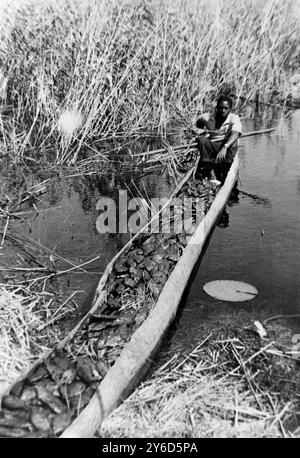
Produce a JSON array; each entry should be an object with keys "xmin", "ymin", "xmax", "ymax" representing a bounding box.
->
[
  {"xmin": 0, "ymin": 282, "xmax": 81, "ymax": 397},
  {"xmin": 100, "ymin": 327, "xmax": 300, "ymax": 438},
  {"xmin": 0, "ymin": 0, "xmax": 299, "ymax": 164},
  {"xmin": 0, "ymin": 286, "xmax": 52, "ymax": 392}
]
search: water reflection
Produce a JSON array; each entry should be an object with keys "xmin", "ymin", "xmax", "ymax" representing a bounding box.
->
[
  {"xmin": 217, "ymin": 187, "xmax": 240, "ymax": 229},
  {"xmin": 162, "ymin": 109, "xmax": 300, "ymax": 358},
  {"xmin": 296, "ymin": 177, "xmax": 300, "ymax": 196},
  {"xmin": 237, "ymin": 188, "xmax": 272, "ymax": 208},
  {"xmin": 273, "ymin": 142, "xmax": 287, "ymax": 177}
]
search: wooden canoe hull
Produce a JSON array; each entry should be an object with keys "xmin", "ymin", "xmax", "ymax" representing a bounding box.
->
[{"xmin": 61, "ymin": 153, "xmax": 240, "ymax": 437}]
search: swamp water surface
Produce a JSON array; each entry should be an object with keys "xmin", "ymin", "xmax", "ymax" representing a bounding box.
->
[
  {"xmin": 1, "ymin": 110, "xmax": 299, "ymax": 355},
  {"xmin": 162, "ymin": 110, "xmax": 300, "ymax": 356}
]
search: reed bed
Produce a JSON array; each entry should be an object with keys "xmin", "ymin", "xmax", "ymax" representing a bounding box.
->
[
  {"xmin": 0, "ymin": 286, "xmax": 50, "ymax": 392},
  {"xmin": 0, "ymin": 283, "xmax": 80, "ymax": 397},
  {"xmin": 0, "ymin": 0, "xmax": 299, "ymax": 164}
]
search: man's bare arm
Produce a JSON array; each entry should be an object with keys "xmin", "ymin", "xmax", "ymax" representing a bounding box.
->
[
  {"xmin": 223, "ymin": 130, "xmax": 240, "ymax": 149},
  {"xmin": 216, "ymin": 130, "xmax": 240, "ymax": 163}
]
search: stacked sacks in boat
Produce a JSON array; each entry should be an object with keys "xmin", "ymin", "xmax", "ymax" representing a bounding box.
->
[
  {"xmin": 99, "ymin": 179, "xmax": 219, "ymax": 309},
  {"xmin": 0, "ymin": 351, "xmax": 108, "ymax": 437},
  {"xmin": 105, "ymin": 234, "xmax": 183, "ymax": 306},
  {"xmin": 180, "ymin": 179, "xmax": 217, "ymax": 205},
  {"xmin": 0, "ymin": 178, "xmax": 220, "ymax": 437},
  {"xmin": 82, "ymin": 178, "xmax": 221, "ymax": 367},
  {"xmin": 176, "ymin": 149, "xmax": 198, "ymax": 172}
]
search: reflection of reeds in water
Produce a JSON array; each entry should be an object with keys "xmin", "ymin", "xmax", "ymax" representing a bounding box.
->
[{"xmin": 0, "ymin": 0, "xmax": 299, "ymax": 164}]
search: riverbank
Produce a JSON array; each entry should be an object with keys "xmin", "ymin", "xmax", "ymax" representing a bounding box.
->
[
  {"xmin": 1, "ymin": 110, "xmax": 300, "ymax": 435},
  {"xmin": 1, "ymin": 282, "xmax": 299, "ymax": 437},
  {"xmin": 0, "ymin": 0, "xmax": 300, "ymax": 438},
  {"xmin": 100, "ymin": 313, "xmax": 300, "ymax": 438}
]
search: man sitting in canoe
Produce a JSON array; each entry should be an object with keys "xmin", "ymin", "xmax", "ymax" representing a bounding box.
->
[{"xmin": 195, "ymin": 95, "xmax": 242, "ymax": 182}]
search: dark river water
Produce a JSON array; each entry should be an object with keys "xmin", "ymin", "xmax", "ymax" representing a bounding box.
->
[
  {"xmin": 3, "ymin": 109, "xmax": 300, "ymax": 354},
  {"xmin": 161, "ymin": 110, "xmax": 300, "ymax": 355}
]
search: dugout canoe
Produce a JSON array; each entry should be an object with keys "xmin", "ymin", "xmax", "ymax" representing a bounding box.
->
[
  {"xmin": 0, "ymin": 154, "xmax": 239, "ymax": 438},
  {"xmin": 60, "ymin": 153, "xmax": 240, "ymax": 437}
]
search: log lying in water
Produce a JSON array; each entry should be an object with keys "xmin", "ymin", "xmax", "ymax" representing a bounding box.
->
[
  {"xmin": 0, "ymin": 168, "xmax": 196, "ymax": 437},
  {"xmin": 133, "ymin": 127, "xmax": 276, "ymax": 159},
  {"xmin": 0, "ymin": 154, "xmax": 238, "ymax": 438},
  {"xmin": 61, "ymin": 154, "xmax": 239, "ymax": 438}
]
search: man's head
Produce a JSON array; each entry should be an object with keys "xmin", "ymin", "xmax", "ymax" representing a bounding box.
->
[{"xmin": 216, "ymin": 95, "xmax": 232, "ymax": 120}]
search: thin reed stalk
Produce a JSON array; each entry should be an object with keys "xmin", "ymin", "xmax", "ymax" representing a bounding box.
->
[{"xmin": 0, "ymin": 0, "xmax": 298, "ymax": 163}]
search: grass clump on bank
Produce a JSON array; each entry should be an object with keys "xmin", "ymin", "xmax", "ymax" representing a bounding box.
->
[
  {"xmin": 0, "ymin": 284, "xmax": 78, "ymax": 397},
  {"xmin": 0, "ymin": 0, "xmax": 299, "ymax": 164},
  {"xmin": 100, "ymin": 321, "xmax": 300, "ymax": 438},
  {"xmin": 0, "ymin": 286, "xmax": 50, "ymax": 393}
]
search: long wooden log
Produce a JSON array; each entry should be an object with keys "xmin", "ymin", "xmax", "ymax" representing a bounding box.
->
[
  {"xmin": 76, "ymin": 167, "xmax": 195, "ymax": 322},
  {"xmin": 61, "ymin": 153, "xmax": 240, "ymax": 438},
  {"xmin": 0, "ymin": 168, "xmax": 195, "ymax": 403},
  {"xmin": 133, "ymin": 127, "xmax": 276, "ymax": 158}
]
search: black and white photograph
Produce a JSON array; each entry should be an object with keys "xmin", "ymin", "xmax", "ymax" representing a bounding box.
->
[{"xmin": 0, "ymin": 0, "xmax": 299, "ymax": 441}]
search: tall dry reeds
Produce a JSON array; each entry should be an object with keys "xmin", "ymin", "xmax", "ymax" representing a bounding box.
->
[
  {"xmin": 0, "ymin": 286, "xmax": 50, "ymax": 394},
  {"xmin": 0, "ymin": 0, "xmax": 299, "ymax": 163},
  {"xmin": 0, "ymin": 283, "xmax": 79, "ymax": 397}
]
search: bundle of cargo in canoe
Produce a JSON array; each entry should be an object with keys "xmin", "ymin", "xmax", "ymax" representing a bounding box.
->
[{"xmin": 0, "ymin": 154, "xmax": 239, "ymax": 438}]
